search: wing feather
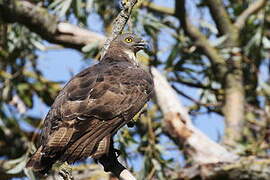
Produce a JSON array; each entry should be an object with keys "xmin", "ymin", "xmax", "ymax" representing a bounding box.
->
[{"xmin": 27, "ymin": 60, "xmax": 153, "ymax": 172}]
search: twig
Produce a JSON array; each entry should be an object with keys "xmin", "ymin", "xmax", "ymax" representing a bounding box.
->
[
  {"xmin": 172, "ymin": 84, "xmax": 221, "ymax": 108},
  {"xmin": 205, "ymin": 0, "xmax": 237, "ymax": 36},
  {"xmin": 234, "ymin": 0, "xmax": 267, "ymax": 29},
  {"xmin": 101, "ymin": 0, "xmax": 137, "ymax": 58}
]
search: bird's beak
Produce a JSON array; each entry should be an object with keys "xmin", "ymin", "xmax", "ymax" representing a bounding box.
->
[{"xmin": 134, "ymin": 40, "xmax": 148, "ymax": 52}]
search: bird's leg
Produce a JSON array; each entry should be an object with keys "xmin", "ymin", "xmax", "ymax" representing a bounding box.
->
[
  {"xmin": 98, "ymin": 139, "xmax": 126, "ymax": 176},
  {"xmin": 113, "ymin": 148, "xmax": 122, "ymax": 157}
]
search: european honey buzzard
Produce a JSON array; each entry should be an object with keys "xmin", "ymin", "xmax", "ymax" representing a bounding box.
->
[{"xmin": 26, "ymin": 33, "xmax": 154, "ymax": 173}]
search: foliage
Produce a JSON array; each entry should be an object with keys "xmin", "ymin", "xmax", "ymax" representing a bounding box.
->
[{"xmin": 0, "ymin": 0, "xmax": 270, "ymax": 179}]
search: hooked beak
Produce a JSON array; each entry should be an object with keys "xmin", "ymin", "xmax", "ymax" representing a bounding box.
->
[{"xmin": 134, "ymin": 39, "xmax": 148, "ymax": 52}]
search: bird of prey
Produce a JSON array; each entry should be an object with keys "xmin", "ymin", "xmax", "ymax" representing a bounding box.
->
[{"xmin": 26, "ymin": 33, "xmax": 154, "ymax": 173}]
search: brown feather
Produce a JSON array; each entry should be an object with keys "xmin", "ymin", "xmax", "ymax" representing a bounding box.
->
[
  {"xmin": 91, "ymin": 135, "xmax": 111, "ymax": 159},
  {"xmin": 27, "ymin": 33, "xmax": 154, "ymax": 173}
]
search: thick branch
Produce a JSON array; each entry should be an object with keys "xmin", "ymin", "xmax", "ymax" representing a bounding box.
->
[
  {"xmin": 234, "ymin": 0, "xmax": 267, "ymax": 29},
  {"xmin": 179, "ymin": 157, "xmax": 270, "ymax": 180},
  {"xmin": 176, "ymin": 0, "xmax": 245, "ymax": 147},
  {"xmin": 151, "ymin": 68, "xmax": 238, "ymax": 164},
  {"xmin": 0, "ymin": 0, "xmax": 104, "ymax": 50}
]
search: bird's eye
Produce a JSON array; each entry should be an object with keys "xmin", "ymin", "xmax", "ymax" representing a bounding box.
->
[{"xmin": 125, "ymin": 37, "xmax": 133, "ymax": 43}]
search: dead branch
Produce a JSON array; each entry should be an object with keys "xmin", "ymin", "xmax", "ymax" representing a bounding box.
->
[
  {"xmin": 151, "ymin": 68, "xmax": 238, "ymax": 164},
  {"xmin": 179, "ymin": 156, "xmax": 270, "ymax": 180}
]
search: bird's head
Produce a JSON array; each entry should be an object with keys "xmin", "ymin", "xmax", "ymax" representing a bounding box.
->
[{"xmin": 110, "ymin": 33, "xmax": 147, "ymax": 54}]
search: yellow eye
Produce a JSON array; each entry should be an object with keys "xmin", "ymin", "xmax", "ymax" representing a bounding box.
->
[{"xmin": 125, "ymin": 37, "xmax": 133, "ymax": 43}]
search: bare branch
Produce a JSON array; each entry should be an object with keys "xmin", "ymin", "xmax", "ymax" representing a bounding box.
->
[
  {"xmin": 0, "ymin": 0, "xmax": 104, "ymax": 50},
  {"xmin": 151, "ymin": 67, "xmax": 238, "ymax": 164},
  {"xmin": 140, "ymin": 1, "xmax": 174, "ymax": 15},
  {"xmin": 234, "ymin": 0, "xmax": 267, "ymax": 29}
]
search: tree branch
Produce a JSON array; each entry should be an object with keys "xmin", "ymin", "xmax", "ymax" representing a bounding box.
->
[
  {"xmin": 234, "ymin": 0, "xmax": 267, "ymax": 29},
  {"xmin": 205, "ymin": 0, "xmax": 238, "ymax": 37},
  {"xmin": 151, "ymin": 68, "xmax": 238, "ymax": 164},
  {"xmin": 94, "ymin": 1, "xmax": 138, "ymax": 179},
  {"xmin": 179, "ymin": 156, "xmax": 270, "ymax": 180},
  {"xmin": 101, "ymin": 0, "xmax": 137, "ymax": 58},
  {"xmin": 0, "ymin": 0, "xmax": 236, "ymax": 162},
  {"xmin": 140, "ymin": 1, "xmax": 174, "ymax": 15},
  {"xmin": 175, "ymin": 0, "xmax": 227, "ymax": 81},
  {"xmin": 0, "ymin": 0, "xmax": 105, "ymax": 50},
  {"xmin": 0, "ymin": 0, "xmax": 137, "ymax": 179}
]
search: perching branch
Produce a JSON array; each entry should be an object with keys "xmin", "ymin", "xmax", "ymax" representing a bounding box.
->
[
  {"xmin": 96, "ymin": 0, "xmax": 139, "ymax": 179},
  {"xmin": 234, "ymin": 0, "xmax": 267, "ymax": 29},
  {"xmin": 101, "ymin": 0, "xmax": 138, "ymax": 58}
]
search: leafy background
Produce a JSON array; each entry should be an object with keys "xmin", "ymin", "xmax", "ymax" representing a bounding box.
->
[{"xmin": 0, "ymin": 0, "xmax": 270, "ymax": 179}]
